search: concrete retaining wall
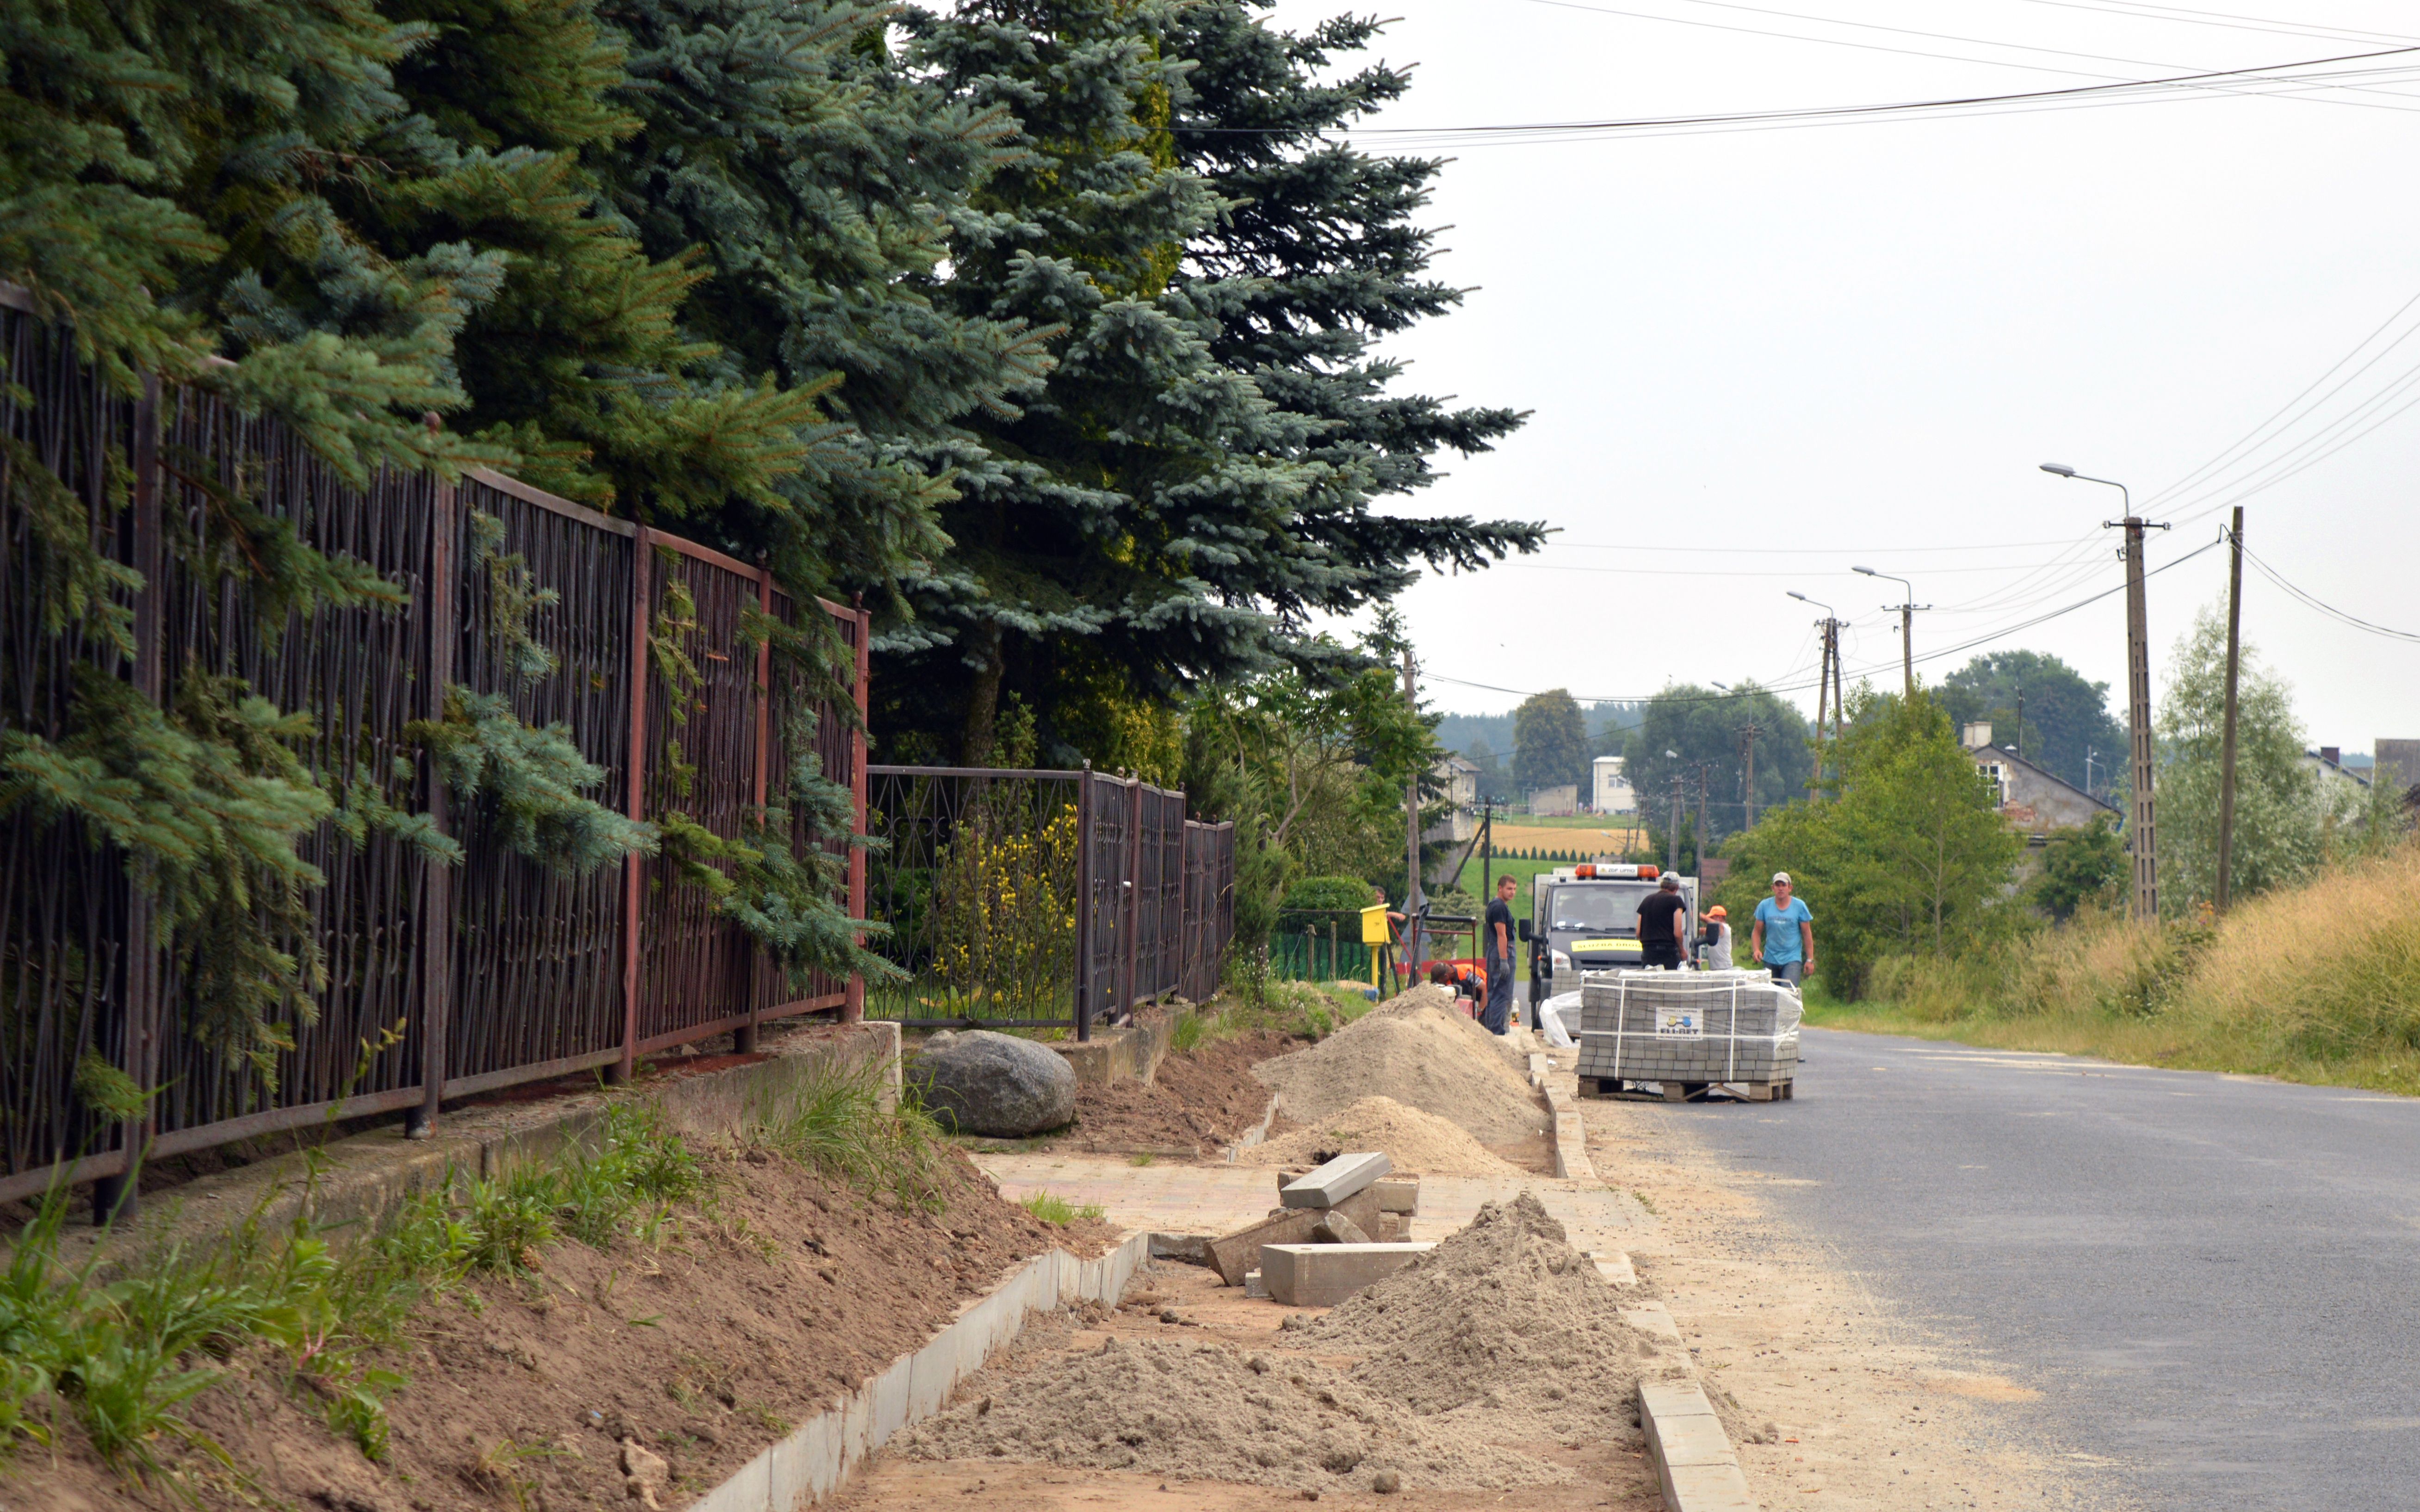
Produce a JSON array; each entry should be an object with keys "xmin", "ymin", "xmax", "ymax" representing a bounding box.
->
[
  {"xmin": 1051, "ymin": 1007, "xmax": 1177, "ymax": 1086},
  {"xmin": 685, "ymin": 1231, "xmax": 1152, "ymax": 1512}
]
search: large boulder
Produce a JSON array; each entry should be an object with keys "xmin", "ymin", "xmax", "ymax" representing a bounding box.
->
[{"xmin": 913, "ymin": 1030, "xmax": 1078, "ymax": 1137}]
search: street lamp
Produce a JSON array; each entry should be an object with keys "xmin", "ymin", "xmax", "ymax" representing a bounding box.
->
[
  {"xmin": 2040, "ymin": 461, "xmax": 2160, "ymax": 921},
  {"xmin": 1853, "ymin": 566, "xmax": 1924, "ymax": 699}
]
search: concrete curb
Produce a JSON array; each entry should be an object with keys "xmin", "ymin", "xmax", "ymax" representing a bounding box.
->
[
  {"xmin": 1222, "ymin": 1091, "xmax": 1282, "ymax": 1162},
  {"xmin": 683, "ymin": 1230, "xmax": 1152, "ymax": 1512},
  {"xmin": 1543, "ymin": 1081, "xmax": 1597, "ymax": 1182},
  {"xmin": 1640, "ymin": 1381, "xmax": 1760, "ymax": 1512}
]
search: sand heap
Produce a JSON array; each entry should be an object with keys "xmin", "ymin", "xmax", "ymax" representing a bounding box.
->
[
  {"xmin": 1251, "ymin": 1005, "xmax": 1547, "ymax": 1145},
  {"xmin": 897, "ymin": 1336, "xmax": 1560, "ymax": 1492},
  {"xmin": 1309, "ymin": 1192, "xmax": 1670, "ymax": 1440},
  {"xmin": 1236, "ymin": 1095, "xmax": 1524, "ymax": 1178}
]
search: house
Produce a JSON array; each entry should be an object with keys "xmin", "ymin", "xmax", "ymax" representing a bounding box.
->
[
  {"xmin": 1528, "ymin": 784, "xmax": 1579, "ymax": 818},
  {"xmin": 2302, "ymin": 746, "xmax": 2370, "ymax": 801},
  {"xmin": 1961, "ymin": 723, "xmax": 2118, "ymax": 835},
  {"xmin": 1592, "ymin": 754, "xmax": 1636, "ymax": 815},
  {"xmin": 2377, "ymin": 738, "xmax": 2420, "ymax": 801},
  {"xmin": 1424, "ymin": 754, "xmax": 1479, "ymax": 845}
]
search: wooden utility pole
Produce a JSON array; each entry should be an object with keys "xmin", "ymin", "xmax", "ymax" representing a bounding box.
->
[
  {"xmin": 2113, "ymin": 512, "xmax": 2168, "ymax": 921},
  {"xmin": 1832, "ymin": 631, "xmax": 1844, "ymax": 751},
  {"xmin": 1739, "ymin": 722, "xmax": 1760, "ymax": 830},
  {"xmin": 1402, "ymin": 646, "xmax": 1422, "ymax": 965},
  {"xmin": 2013, "ymin": 685, "xmax": 2024, "ymax": 762},
  {"xmin": 2215, "ymin": 507, "xmax": 2245, "ymax": 913},
  {"xmin": 1811, "ymin": 620, "xmax": 1832, "ymax": 799},
  {"xmin": 1694, "ymin": 766, "xmax": 1708, "ymax": 894},
  {"xmin": 1666, "ymin": 774, "xmax": 1684, "ymax": 875}
]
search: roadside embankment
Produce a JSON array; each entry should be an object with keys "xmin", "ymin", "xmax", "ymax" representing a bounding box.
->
[{"xmin": 1812, "ymin": 844, "xmax": 2420, "ymax": 1094}]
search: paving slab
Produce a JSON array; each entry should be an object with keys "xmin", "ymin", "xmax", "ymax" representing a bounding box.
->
[
  {"xmin": 1279, "ymin": 1150, "xmax": 1389, "ymax": 1208},
  {"xmin": 1260, "ymin": 1241, "xmax": 1433, "ymax": 1306}
]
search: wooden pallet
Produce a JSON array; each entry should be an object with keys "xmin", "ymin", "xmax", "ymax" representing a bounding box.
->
[{"xmin": 1577, "ymin": 1076, "xmax": 1794, "ymax": 1104}]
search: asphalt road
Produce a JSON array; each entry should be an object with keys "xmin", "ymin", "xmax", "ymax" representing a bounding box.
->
[{"xmin": 1683, "ymin": 1026, "xmax": 2420, "ymax": 1512}]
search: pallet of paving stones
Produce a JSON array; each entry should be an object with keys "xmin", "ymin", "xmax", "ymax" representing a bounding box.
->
[{"xmin": 1573, "ymin": 969, "xmax": 1800, "ymax": 1096}]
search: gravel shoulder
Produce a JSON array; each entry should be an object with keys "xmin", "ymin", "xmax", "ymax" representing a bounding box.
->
[{"xmin": 1574, "ymin": 1073, "xmax": 2111, "ymax": 1511}]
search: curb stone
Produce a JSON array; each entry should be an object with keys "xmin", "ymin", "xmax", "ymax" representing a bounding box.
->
[{"xmin": 683, "ymin": 1230, "xmax": 1152, "ymax": 1511}]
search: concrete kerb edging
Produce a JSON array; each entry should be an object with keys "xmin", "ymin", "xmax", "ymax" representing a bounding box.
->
[
  {"xmin": 1222, "ymin": 1091, "xmax": 1282, "ymax": 1162},
  {"xmin": 1543, "ymin": 1081, "xmax": 1596, "ymax": 1182},
  {"xmin": 686, "ymin": 1230, "xmax": 1152, "ymax": 1512}
]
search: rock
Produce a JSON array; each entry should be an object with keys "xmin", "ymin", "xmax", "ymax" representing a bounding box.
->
[
  {"xmin": 913, "ymin": 1031, "xmax": 1077, "ymax": 1136},
  {"xmin": 621, "ymin": 1439, "xmax": 669, "ymax": 1509},
  {"xmin": 1372, "ymin": 1470, "xmax": 1402, "ymax": 1494},
  {"xmin": 1310, "ymin": 1213, "xmax": 1370, "ymax": 1244}
]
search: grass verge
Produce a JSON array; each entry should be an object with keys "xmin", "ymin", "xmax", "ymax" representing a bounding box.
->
[
  {"xmin": 1017, "ymin": 1192, "xmax": 1106, "ymax": 1226},
  {"xmin": 1804, "ymin": 845, "xmax": 2420, "ymax": 1095}
]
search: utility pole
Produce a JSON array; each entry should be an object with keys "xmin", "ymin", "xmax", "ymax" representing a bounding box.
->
[
  {"xmin": 1853, "ymin": 568, "xmax": 1928, "ymax": 699},
  {"xmin": 2044, "ymin": 463, "xmax": 2166, "ymax": 922},
  {"xmin": 2215, "ymin": 507, "xmax": 2245, "ymax": 913},
  {"xmin": 1738, "ymin": 722, "xmax": 1760, "ymax": 830},
  {"xmin": 1402, "ymin": 646, "xmax": 1422, "ymax": 966},
  {"xmin": 1789, "ymin": 592, "xmax": 1842, "ymax": 802},
  {"xmin": 1694, "ymin": 765, "xmax": 1709, "ymax": 895},
  {"xmin": 2013, "ymin": 685, "xmax": 2024, "ymax": 762},
  {"xmin": 1666, "ymin": 774, "xmax": 1684, "ymax": 875},
  {"xmin": 1480, "ymin": 799, "xmax": 1496, "ymax": 901}
]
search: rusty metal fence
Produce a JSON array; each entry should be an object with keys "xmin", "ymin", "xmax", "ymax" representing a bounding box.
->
[
  {"xmin": 0, "ymin": 292, "xmax": 867, "ymax": 1207},
  {"xmin": 863, "ymin": 767, "xmax": 1233, "ymax": 1038}
]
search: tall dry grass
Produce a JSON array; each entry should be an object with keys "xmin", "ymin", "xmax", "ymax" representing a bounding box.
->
[{"xmin": 1813, "ymin": 842, "xmax": 2420, "ymax": 1093}]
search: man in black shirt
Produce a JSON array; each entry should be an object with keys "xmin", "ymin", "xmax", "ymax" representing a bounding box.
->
[
  {"xmin": 1481, "ymin": 874, "xmax": 1518, "ymax": 1035},
  {"xmin": 1635, "ymin": 873, "xmax": 1688, "ymax": 971}
]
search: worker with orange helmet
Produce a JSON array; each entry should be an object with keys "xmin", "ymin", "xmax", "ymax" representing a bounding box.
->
[{"xmin": 1698, "ymin": 905, "xmax": 1734, "ymax": 970}]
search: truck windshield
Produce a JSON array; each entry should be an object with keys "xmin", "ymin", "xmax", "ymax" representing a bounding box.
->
[{"xmin": 1546, "ymin": 883, "xmax": 1657, "ymax": 933}]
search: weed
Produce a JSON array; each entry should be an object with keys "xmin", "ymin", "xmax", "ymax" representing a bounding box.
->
[
  {"xmin": 464, "ymin": 1169, "xmax": 559, "ymax": 1274},
  {"xmin": 1018, "ymin": 1191, "xmax": 1104, "ymax": 1226},
  {"xmin": 468, "ymin": 1435, "xmax": 559, "ymax": 1512},
  {"xmin": 1127, "ymin": 1153, "xmax": 1155, "ymax": 1168},
  {"xmin": 1630, "ymin": 1190, "xmax": 1659, "ymax": 1216},
  {"xmin": 1169, "ymin": 1012, "xmax": 1211, "ymax": 1055},
  {"xmin": 750, "ymin": 1055, "xmax": 951, "ymax": 1210}
]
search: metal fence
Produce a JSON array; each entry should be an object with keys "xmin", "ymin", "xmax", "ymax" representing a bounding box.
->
[
  {"xmin": 0, "ymin": 290, "xmax": 867, "ymax": 1208},
  {"xmin": 863, "ymin": 767, "xmax": 1233, "ymax": 1038}
]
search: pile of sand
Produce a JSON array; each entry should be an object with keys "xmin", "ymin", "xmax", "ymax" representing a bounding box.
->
[
  {"xmin": 1251, "ymin": 1006, "xmax": 1547, "ymax": 1145},
  {"xmin": 1235, "ymin": 1096, "xmax": 1525, "ymax": 1177},
  {"xmin": 898, "ymin": 1336, "xmax": 1561, "ymax": 1492},
  {"xmin": 1308, "ymin": 1192, "xmax": 1670, "ymax": 1439}
]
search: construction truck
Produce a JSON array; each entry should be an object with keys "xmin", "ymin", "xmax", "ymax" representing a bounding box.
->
[{"xmin": 1516, "ymin": 862, "xmax": 1699, "ymax": 1011}]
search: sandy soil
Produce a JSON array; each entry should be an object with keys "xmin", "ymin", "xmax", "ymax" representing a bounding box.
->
[
  {"xmin": 1581, "ymin": 1090, "xmax": 2117, "ymax": 1511},
  {"xmin": 833, "ymin": 1259, "xmax": 1667, "ymax": 1512},
  {"xmin": 1067, "ymin": 1030, "xmax": 1300, "ymax": 1155}
]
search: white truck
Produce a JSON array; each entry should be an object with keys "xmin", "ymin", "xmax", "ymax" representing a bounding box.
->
[{"xmin": 1516, "ymin": 862, "xmax": 1700, "ymax": 1014}]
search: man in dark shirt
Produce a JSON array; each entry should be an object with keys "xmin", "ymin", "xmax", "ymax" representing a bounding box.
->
[
  {"xmin": 1635, "ymin": 873, "xmax": 1688, "ymax": 971},
  {"xmin": 1481, "ymin": 874, "xmax": 1518, "ymax": 1035}
]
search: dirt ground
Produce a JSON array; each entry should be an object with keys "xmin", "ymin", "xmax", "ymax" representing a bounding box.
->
[
  {"xmin": 1579, "ymin": 1093, "xmax": 2114, "ymax": 1511},
  {"xmin": 1066, "ymin": 1030, "xmax": 1301, "ymax": 1155},
  {"xmin": 830, "ymin": 1259, "xmax": 1668, "ymax": 1512},
  {"xmin": 12, "ymin": 1145, "xmax": 1117, "ymax": 1512}
]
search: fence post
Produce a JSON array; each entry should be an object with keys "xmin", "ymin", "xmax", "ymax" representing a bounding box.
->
[
  {"xmin": 1121, "ymin": 778, "xmax": 1141, "ymax": 1024},
  {"xmin": 845, "ymin": 599, "xmax": 869, "ymax": 1024},
  {"xmin": 615, "ymin": 529, "xmax": 653, "ymax": 1083},
  {"xmin": 95, "ymin": 375, "xmax": 164, "ymax": 1223},
  {"xmin": 1174, "ymin": 815, "xmax": 1188, "ymax": 1003},
  {"xmin": 1075, "ymin": 765, "xmax": 1094, "ymax": 1041},
  {"xmin": 408, "ymin": 474, "xmax": 457, "ymax": 1136},
  {"xmin": 737, "ymin": 567, "xmax": 773, "ymax": 1055}
]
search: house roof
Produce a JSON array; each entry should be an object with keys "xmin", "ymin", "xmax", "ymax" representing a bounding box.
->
[
  {"xmin": 1962, "ymin": 741, "xmax": 2120, "ymax": 815},
  {"xmin": 2302, "ymin": 749, "xmax": 2371, "ymax": 787}
]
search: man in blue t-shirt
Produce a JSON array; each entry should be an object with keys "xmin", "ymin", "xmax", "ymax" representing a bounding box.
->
[{"xmin": 1752, "ymin": 872, "xmax": 1814, "ymax": 988}]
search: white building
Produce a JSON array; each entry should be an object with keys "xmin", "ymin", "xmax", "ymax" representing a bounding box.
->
[
  {"xmin": 1425, "ymin": 754, "xmax": 1479, "ymax": 844},
  {"xmin": 1528, "ymin": 784, "xmax": 1579, "ymax": 818},
  {"xmin": 1592, "ymin": 754, "xmax": 1635, "ymax": 815}
]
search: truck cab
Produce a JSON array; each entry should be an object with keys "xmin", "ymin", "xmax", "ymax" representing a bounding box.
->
[{"xmin": 1520, "ymin": 863, "xmax": 1698, "ymax": 1005}]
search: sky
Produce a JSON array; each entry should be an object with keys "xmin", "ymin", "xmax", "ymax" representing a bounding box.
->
[{"xmin": 1270, "ymin": 0, "xmax": 2420, "ymax": 755}]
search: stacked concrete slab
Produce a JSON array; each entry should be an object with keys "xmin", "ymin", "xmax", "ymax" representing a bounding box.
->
[{"xmin": 1576, "ymin": 969, "xmax": 1801, "ymax": 1088}]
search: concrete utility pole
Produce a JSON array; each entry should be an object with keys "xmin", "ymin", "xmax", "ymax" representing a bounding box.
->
[
  {"xmin": 1788, "ymin": 592, "xmax": 1841, "ymax": 801},
  {"xmin": 1403, "ymin": 646, "xmax": 1422, "ymax": 965},
  {"xmin": 1854, "ymin": 568, "xmax": 1928, "ymax": 699},
  {"xmin": 2216, "ymin": 506, "xmax": 2245, "ymax": 913},
  {"xmin": 1738, "ymin": 722, "xmax": 1761, "ymax": 830},
  {"xmin": 2013, "ymin": 685, "xmax": 2024, "ymax": 762},
  {"xmin": 1694, "ymin": 765, "xmax": 1709, "ymax": 895},
  {"xmin": 1666, "ymin": 774, "xmax": 1684, "ymax": 875},
  {"xmin": 2043, "ymin": 464, "xmax": 2166, "ymax": 922}
]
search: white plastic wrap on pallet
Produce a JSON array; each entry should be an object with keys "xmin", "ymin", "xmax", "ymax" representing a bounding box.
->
[{"xmin": 1576, "ymin": 969, "xmax": 1801, "ymax": 1084}]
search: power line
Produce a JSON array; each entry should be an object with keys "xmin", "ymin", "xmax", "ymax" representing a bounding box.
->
[
  {"xmin": 2238, "ymin": 540, "xmax": 2420, "ymax": 642},
  {"xmin": 1180, "ymin": 46, "xmax": 2420, "ymax": 145},
  {"xmin": 1426, "ymin": 538, "xmax": 2222, "ymax": 707},
  {"xmin": 1513, "ymin": 557, "xmax": 2103, "ymax": 579},
  {"xmin": 2009, "ymin": 0, "xmax": 2420, "ymax": 49},
  {"xmin": 1548, "ymin": 535, "xmax": 2087, "ymax": 554}
]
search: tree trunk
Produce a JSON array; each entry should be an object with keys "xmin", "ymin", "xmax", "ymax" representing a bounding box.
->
[{"xmin": 961, "ymin": 620, "xmax": 1006, "ymax": 765}]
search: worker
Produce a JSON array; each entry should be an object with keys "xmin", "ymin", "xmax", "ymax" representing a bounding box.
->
[
  {"xmin": 1634, "ymin": 871, "xmax": 1688, "ymax": 971},
  {"xmin": 1699, "ymin": 905, "xmax": 1733, "ymax": 970},
  {"xmin": 1752, "ymin": 871, "xmax": 1815, "ymax": 987},
  {"xmin": 1480, "ymin": 873, "xmax": 1518, "ymax": 1035},
  {"xmin": 1428, "ymin": 960, "xmax": 1484, "ymax": 1013}
]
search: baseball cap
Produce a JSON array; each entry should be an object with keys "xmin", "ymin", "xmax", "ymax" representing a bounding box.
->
[
  {"xmin": 1705, "ymin": 905, "xmax": 1727, "ymax": 919},
  {"xmin": 1659, "ymin": 872, "xmax": 1679, "ymax": 889},
  {"xmin": 1771, "ymin": 871, "xmax": 1792, "ymax": 886}
]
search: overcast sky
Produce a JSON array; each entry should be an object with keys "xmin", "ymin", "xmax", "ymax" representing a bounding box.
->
[{"xmin": 1272, "ymin": 0, "xmax": 2420, "ymax": 755}]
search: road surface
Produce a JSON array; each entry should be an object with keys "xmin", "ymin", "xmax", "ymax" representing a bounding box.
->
[{"xmin": 1683, "ymin": 1026, "xmax": 2420, "ymax": 1511}]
